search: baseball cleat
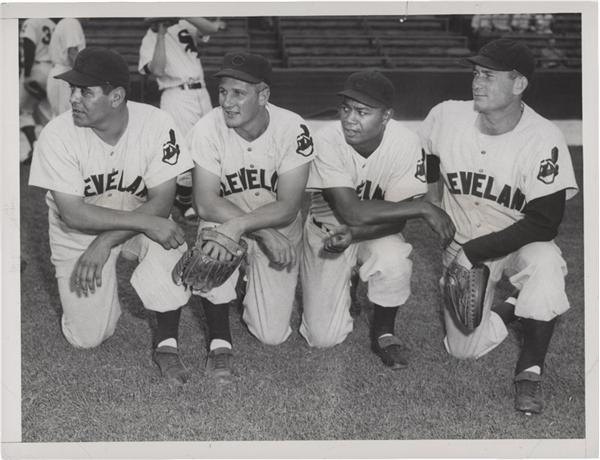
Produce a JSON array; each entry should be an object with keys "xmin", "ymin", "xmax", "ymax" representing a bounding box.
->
[
  {"xmin": 206, "ymin": 347, "xmax": 234, "ymax": 384},
  {"xmin": 514, "ymin": 371, "xmax": 543, "ymax": 414},
  {"xmin": 372, "ymin": 335, "xmax": 410, "ymax": 369},
  {"xmin": 153, "ymin": 345, "xmax": 189, "ymax": 385}
]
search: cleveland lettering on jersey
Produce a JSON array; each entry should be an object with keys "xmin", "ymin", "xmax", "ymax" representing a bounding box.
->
[
  {"xmin": 220, "ymin": 168, "xmax": 279, "ymax": 196},
  {"xmin": 83, "ymin": 171, "xmax": 148, "ymax": 198},
  {"xmin": 446, "ymin": 171, "xmax": 526, "ymax": 211},
  {"xmin": 356, "ymin": 180, "xmax": 385, "ymax": 201}
]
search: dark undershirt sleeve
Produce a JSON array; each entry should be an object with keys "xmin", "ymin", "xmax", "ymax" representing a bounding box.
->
[
  {"xmin": 462, "ymin": 189, "xmax": 566, "ymax": 264},
  {"xmin": 22, "ymin": 38, "xmax": 36, "ymax": 77},
  {"xmin": 426, "ymin": 153, "xmax": 440, "ymax": 183}
]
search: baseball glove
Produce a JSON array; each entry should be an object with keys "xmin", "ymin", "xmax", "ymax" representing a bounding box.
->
[
  {"xmin": 172, "ymin": 228, "xmax": 247, "ymax": 293},
  {"xmin": 442, "ymin": 259, "xmax": 490, "ymax": 332},
  {"xmin": 24, "ymin": 80, "xmax": 46, "ymax": 100}
]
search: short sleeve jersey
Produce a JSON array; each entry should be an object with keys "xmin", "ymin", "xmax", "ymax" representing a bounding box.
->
[
  {"xmin": 29, "ymin": 101, "xmax": 193, "ymax": 252},
  {"xmin": 308, "ymin": 120, "xmax": 427, "ymax": 227},
  {"xmin": 419, "ymin": 100, "xmax": 579, "ymax": 243},
  {"xmin": 188, "ymin": 103, "xmax": 315, "ymax": 214},
  {"xmin": 49, "ymin": 18, "xmax": 86, "ymax": 67},
  {"xmin": 20, "ymin": 18, "xmax": 56, "ymax": 63},
  {"xmin": 138, "ymin": 20, "xmax": 205, "ymax": 90}
]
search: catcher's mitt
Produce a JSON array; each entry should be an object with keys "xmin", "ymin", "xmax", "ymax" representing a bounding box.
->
[
  {"xmin": 442, "ymin": 259, "xmax": 490, "ymax": 332},
  {"xmin": 24, "ymin": 80, "xmax": 46, "ymax": 100},
  {"xmin": 172, "ymin": 228, "xmax": 247, "ymax": 293}
]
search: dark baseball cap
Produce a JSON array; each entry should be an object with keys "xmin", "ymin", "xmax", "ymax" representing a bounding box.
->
[
  {"xmin": 337, "ymin": 70, "xmax": 395, "ymax": 109},
  {"xmin": 55, "ymin": 47, "xmax": 130, "ymax": 89},
  {"xmin": 466, "ymin": 38, "xmax": 535, "ymax": 81},
  {"xmin": 214, "ymin": 52, "xmax": 272, "ymax": 85}
]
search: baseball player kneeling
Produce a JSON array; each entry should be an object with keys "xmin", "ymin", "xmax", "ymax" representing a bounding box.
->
[
  {"xmin": 419, "ymin": 39, "xmax": 578, "ymax": 414},
  {"xmin": 185, "ymin": 52, "xmax": 314, "ymax": 384},
  {"xmin": 29, "ymin": 47, "xmax": 194, "ymax": 385},
  {"xmin": 301, "ymin": 71, "xmax": 455, "ymax": 369}
]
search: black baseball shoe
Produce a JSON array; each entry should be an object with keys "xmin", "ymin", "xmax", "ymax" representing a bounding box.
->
[
  {"xmin": 372, "ymin": 335, "xmax": 410, "ymax": 369},
  {"xmin": 514, "ymin": 371, "xmax": 543, "ymax": 414},
  {"xmin": 153, "ymin": 345, "xmax": 189, "ymax": 385},
  {"xmin": 206, "ymin": 347, "xmax": 234, "ymax": 384}
]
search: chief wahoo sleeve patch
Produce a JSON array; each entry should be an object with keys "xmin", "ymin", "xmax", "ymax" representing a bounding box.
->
[
  {"xmin": 537, "ymin": 146, "xmax": 560, "ymax": 184},
  {"xmin": 162, "ymin": 129, "xmax": 181, "ymax": 165},
  {"xmin": 296, "ymin": 124, "xmax": 314, "ymax": 157}
]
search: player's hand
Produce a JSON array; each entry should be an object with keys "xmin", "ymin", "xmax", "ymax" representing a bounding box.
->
[
  {"xmin": 254, "ymin": 228, "xmax": 296, "ymax": 270},
  {"xmin": 422, "ymin": 202, "xmax": 456, "ymax": 247},
  {"xmin": 214, "ymin": 19, "xmax": 227, "ymax": 31},
  {"xmin": 200, "ymin": 221, "xmax": 244, "ymax": 262},
  {"xmin": 72, "ymin": 237, "xmax": 112, "ymax": 296},
  {"xmin": 323, "ymin": 224, "xmax": 353, "ymax": 253},
  {"xmin": 144, "ymin": 216, "xmax": 186, "ymax": 249}
]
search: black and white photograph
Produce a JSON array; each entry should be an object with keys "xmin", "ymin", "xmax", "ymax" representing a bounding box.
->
[{"xmin": 1, "ymin": 1, "xmax": 597, "ymax": 458}]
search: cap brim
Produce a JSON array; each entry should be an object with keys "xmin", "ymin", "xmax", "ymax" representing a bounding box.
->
[
  {"xmin": 54, "ymin": 69, "xmax": 107, "ymax": 87},
  {"xmin": 337, "ymin": 89, "xmax": 385, "ymax": 108},
  {"xmin": 213, "ymin": 69, "xmax": 262, "ymax": 84},
  {"xmin": 464, "ymin": 55, "xmax": 511, "ymax": 71}
]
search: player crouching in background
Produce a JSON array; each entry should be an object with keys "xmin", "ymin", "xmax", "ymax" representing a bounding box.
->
[
  {"xmin": 29, "ymin": 47, "xmax": 194, "ymax": 385},
  {"xmin": 419, "ymin": 39, "xmax": 579, "ymax": 414},
  {"xmin": 184, "ymin": 52, "xmax": 314, "ymax": 384},
  {"xmin": 301, "ymin": 71, "xmax": 455, "ymax": 368}
]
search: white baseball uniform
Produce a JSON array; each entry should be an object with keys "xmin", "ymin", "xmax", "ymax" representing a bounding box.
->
[
  {"xmin": 19, "ymin": 18, "xmax": 56, "ymax": 127},
  {"xmin": 29, "ymin": 102, "xmax": 193, "ymax": 349},
  {"xmin": 139, "ymin": 20, "xmax": 212, "ymax": 137},
  {"xmin": 46, "ymin": 18, "xmax": 86, "ymax": 118},
  {"xmin": 301, "ymin": 121, "xmax": 427, "ymax": 348},
  {"xmin": 419, "ymin": 100, "xmax": 579, "ymax": 359},
  {"xmin": 187, "ymin": 103, "xmax": 315, "ymax": 345}
]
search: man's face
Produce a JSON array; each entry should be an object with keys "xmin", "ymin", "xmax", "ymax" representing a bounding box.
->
[
  {"xmin": 218, "ymin": 77, "xmax": 265, "ymax": 130},
  {"xmin": 338, "ymin": 97, "xmax": 389, "ymax": 146},
  {"xmin": 69, "ymin": 85, "xmax": 113, "ymax": 127},
  {"xmin": 471, "ymin": 65, "xmax": 520, "ymax": 114}
]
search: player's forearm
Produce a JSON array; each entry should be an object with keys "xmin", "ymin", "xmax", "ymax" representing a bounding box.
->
[
  {"xmin": 349, "ymin": 221, "xmax": 407, "ymax": 242},
  {"xmin": 60, "ymin": 201, "xmax": 162, "ymax": 236},
  {"xmin": 89, "ymin": 196, "xmax": 174, "ymax": 248},
  {"xmin": 424, "ymin": 181, "xmax": 443, "ymax": 206},
  {"xmin": 184, "ymin": 17, "xmax": 222, "ymax": 34},
  {"xmin": 22, "ymin": 38, "xmax": 36, "ymax": 77},
  {"xmin": 148, "ymin": 33, "xmax": 167, "ymax": 77},
  {"xmin": 337, "ymin": 199, "xmax": 431, "ymax": 227},
  {"xmin": 67, "ymin": 47, "xmax": 79, "ymax": 68},
  {"xmin": 225, "ymin": 200, "xmax": 300, "ymax": 235}
]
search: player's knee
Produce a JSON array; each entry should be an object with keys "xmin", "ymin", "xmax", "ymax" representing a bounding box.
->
[
  {"xmin": 254, "ymin": 328, "xmax": 289, "ymax": 346},
  {"xmin": 519, "ymin": 242, "xmax": 564, "ymax": 272},
  {"xmin": 61, "ymin": 317, "xmax": 113, "ymax": 349},
  {"xmin": 305, "ymin": 329, "xmax": 345, "ymax": 348}
]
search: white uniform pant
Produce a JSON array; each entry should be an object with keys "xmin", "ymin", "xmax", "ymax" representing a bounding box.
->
[
  {"xmin": 160, "ymin": 86, "xmax": 212, "ymax": 188},
  {"xmin": 52, "ymin": 234, "xmax": 190, "ymax": 349},
  {"xmin": 47, "ymin": 63, "xmax": 72, "ymax": 118},
  {"xmin": 196, "ymin": 220, "xmax": 302, "ymax": 346},
  {"xmin": 300, "ymin": 219, "xmax": 413, "ymax": 348},
  {"xmin": 442, "ymin": 240, "xmax": 570, "ymax": 359},
  {"xmin": 20, "ymin": 61, "xmax": 52, "ymax": 127}
]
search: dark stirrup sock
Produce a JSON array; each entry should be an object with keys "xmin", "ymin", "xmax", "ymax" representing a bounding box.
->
[
  {"xmin": 372, "ymin": 304, "xmax": 399, "ymax": 339},
  {"xmin": 203, "ymin": 300, "xmax": 232, "ymax": 344},
  {"xmin": 515, "ymin": 317, "xmax": 557, "ymax": 375},
  {"xmin": 155, "ymin": 307, "xmax": 182, "ymax": 346}
]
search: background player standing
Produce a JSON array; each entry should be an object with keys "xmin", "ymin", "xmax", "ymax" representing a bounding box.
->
[
  {"xmin": 419, "ymin": 39, "xmax": 578, "ymax": 414},
  {"xmin": 29, "ymin": 47, "xmax": 193, "ymax": 385},
  {"xmin": 188, "ymin": 52, "xmax": 314, "ymax": 383},
  {"xmin": 19, "ymin": 17, "xmax": 57, "ymax": 162},
  {"xmin": 301, "ymin": 71, "xmax": 455, "ymax": 368},
  {"xmin": 46, "ymin": 17, "xmax": 86, "ymax": 117},
  {"xmin": 139, "ymin": 17, "xmax": 226, "ymax": 218}
]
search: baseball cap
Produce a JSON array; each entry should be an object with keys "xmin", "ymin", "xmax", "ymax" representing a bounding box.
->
[
  {"xmin": 466, "ymin": 38, "xmax": 535, "ymax": 81},
  {"xmin": 337, "ymin": 70, "xmax": 395, "ymax": 109},
  {"xmin": 214, "ymin": 52, "xmax": 272, "ymax": 85},
  {"xmin": 54, "ymin": 47, "xmax": 130, "ymax": 89}
]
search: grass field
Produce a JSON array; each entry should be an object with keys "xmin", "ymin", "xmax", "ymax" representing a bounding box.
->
[{"xmin": 19, "ymin": 147, "xmax": 585, "ymax": 442}]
